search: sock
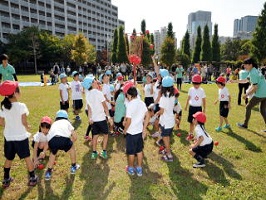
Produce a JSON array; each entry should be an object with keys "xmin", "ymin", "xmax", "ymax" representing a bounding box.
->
[
  {"xmin": 4, "ymin": 167, "xmax": 10, "ymax": 179},
  {"xmin": 47, "ymin": 168, "xmax": 53, "ymax": 172},
  {"xmin": 72, "ymin": 163, "xmax": 76, "ymax": 167},
  {"xmin": 93, "ymin": 151, "xmax": 97, "ymax": 154},
  {"xmin": 194, "ymin": 154, "xmax": 204, "ymax": 164},
  {"xmin": 29, "ymin": 170, "xmax": 35, "ymax": 178}
]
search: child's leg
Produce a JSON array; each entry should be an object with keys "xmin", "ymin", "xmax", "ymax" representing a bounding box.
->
[
  {"xmin": 128, "ymin": 155, "xmax": 135, "ymax": 167},
  {"xmin": 189, "ymin": 123, "xmax": 194, "ymax": 134},
  {"xmin": 224, "ymin": 117, "xmax": 229, "ymax": 125},
  {"xmin": 68, "ymin": 145, "xmax": 76, "ymax": 164},
  {"xmin": 3, "ymin": 160, "xmax": 12, "ymax": 179},
  {"xmin": 162, "ymin": 136, "xmax": 171, "ymax": 155},
  {"xmin": 102, "ymin": 134, "xmax": 108, "ymax": 151},
  {"xmin": 92, "ymin": 135, "xmax": 99, "ymax": 151},
  {"xmin": 136, "ymin": 151, "xmax": 143, "ymax": 167},
  {"xmin": 219, "ymin": 116, "xmax": 223, "ymax": 127},
  {"xmin": 47, "ymin": 153, "xmax": 56, "ymax": 169}
]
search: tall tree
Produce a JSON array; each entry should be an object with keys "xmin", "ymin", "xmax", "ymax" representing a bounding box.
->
[
  {"xmin": 221, "ymin": 38, "xmax": 241, "ymax": 61},
  {"xmin": 125, "ymin": 34, "xmax": 129, "ymax": 56},
  {"xmin": 252, "ymin": 2, "xmax": 266, "ymax": 63},
  {"xmin": 61, "ymin": 34, "xmax": 76, "ymax": 65},
  {"xmin": 201, "ymin": 25, "xmax": 212, "ymax": 62},
  {"xmin": 181, "ymin": 30, "xmax": 191, "ymax": 59},
  {"xmin": 141, "ymin": 19, "xmax": 146, "ymax": 35},
  {"xmin": 111, "ymin": 28, "xmax": 118, "ymax": 64},
  {"xmin": 167, "ymin": 22, "xmax": 175, "ymax": 39},
  {"xmin": 161, "ymin": 37, "xmax": 176, "ymax": 67},
  {"xmin": 192, "ymin": 26, "xmax": 202, "ymax": 63},
  {"xmin": 141, "ymin": 37, "xmax": 152, "ymax": 67},
  {"xmin": 212, "ymin": 24, "xmax": 221, "ymax": 62},
  {"xmin": 116, "ymin": 26, "xmax": 128, "ymax": 63}
]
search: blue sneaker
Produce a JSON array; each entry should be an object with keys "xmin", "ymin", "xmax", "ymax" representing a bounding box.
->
[
  {"xmin": 45, "ymin": 170, "xmax": 52, "ymax": 181},
  {"xmin": 127, "ymin": 166, "xmax": 135, "ymax": 176},
  {"xmin": 75, "ymin": 116, "xmax": 81, "ymax": 121},
  {"xmin": 223, "ymin": 124, "xmax": 230, "ymax": 129},
  {"xmin": 215, "ymin": 127, "xmax": 222, "ymax": 132},
  {"xmin": 135, "ymin": 167, "xmax": 143, "ymax": 177},
  {"xmin": 70, "ymin": 164, "xmax": 80, "ymax": 174}
]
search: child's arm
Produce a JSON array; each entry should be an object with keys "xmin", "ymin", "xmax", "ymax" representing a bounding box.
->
[
  {"xmin": 21, "ymin": 113, "xmax": 30, "ymax": 131},
  {"xmin": 0, "ymin": 117, "xmax": 5, "ymax": 127},
  {"xmin": 33, "ymin": 142, "xmax": 40, "ymax": 166},
  {"xmin": 39, "ymin": 142, "xmax": 49, "ymax": 159},
  {"xmin": 202, "ymin": 98, "xmax": 206, "ymax": 113},
  {"xmin": 156, "ymin": 107, "xmax": 164, "ymax": 117},
  {"xmin": 71, "ymin": 130, "xmax": 77, "ymax": 142},
  {"xmin": 154, "ymin": 90, "xmax": 161, "ymax": 104},
  {"xmin": 151, "ymin": 55, "xmax": 159, "ymax": 76},
  {"xmin": 102, "ymin": 101, "xmax": 113, "ymax": 126},
  {"xmin": 59, "ymin": 90, "xmax": 64, "ymax": 104},
  {"xmin": 87, "ymin": 104, "xmax": 93, "ymax": 124},
  {"xmin": 184, "ymin": 96, "xmax": 190, "ymax": 111},
  {"xmin": 142, "ymin": 111, "xmax": 150, "ymax": 139},
  {"xmin": 191, "ymin": 136, "xmax": 204, "ymax": 148},
  {"xmin": 123, "ymin": 117, "xmax": 131, "ymax": 135}
]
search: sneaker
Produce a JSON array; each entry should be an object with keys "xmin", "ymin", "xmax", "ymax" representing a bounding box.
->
[
  {"xmin": 91, "ymin": 152, "xmax": 98, "ymax": 160},
  {"xmin": 100, "ymin": 151, "xmax": 108, "ymax": 159},
  {"xmin": 135, "ymin": 167, "xmax": 143, "ymax": 177},
  {"xmin": 84, "ymin": 135, "xmax": 92, "ymax": 141},
  {"xmin": 45, "ymin": 170, "xmax": 52, "ymax": 181},
  {"xmin": 186, "ymin": 134, "xmax": 194, "ymax": 141},
  {"xmin": 193, "ymin": 162, "xmax": 206, "ymax": 168},
  {"xmin": 237, "ymin": 123, "xmax": 248, "ymax": 129},
  {"xmin": 75, "ymin": 116, "xmax": 81, "ymax": 121},
  {"xmin": 151, "ymin": 131, "xmax": 160, "ymax": 138},
  {"xmin": 215, "ymin": 127, "xmax": 222, "ymax": 132},
  {"xmin": 223, "ymin": 124, "xmax": 231, "ymax": 129},
  {"xmin": 70, "ymin": 164, "xmax": 80, "ymax": 174},
  {"xmin": 28, "ymin": 175, "xmax": 38, "ymax": 186},
  {"xmin": 161, "ymin": 155, "xmax": 173, "ymax": 162},
  {"xmin": 127, "ymin": 166, "xmax": 135, "ymax": 176},
  {"xmin": 155, "ymin": 139, "xmax": 163, "ymax": 147},
  {"xmin": 117, "ymin": 127, "xmax": 124, "ymax": 134},
  {"xmin": 2, "ymin": 177, "xmax": 13, "ymax": 188}
]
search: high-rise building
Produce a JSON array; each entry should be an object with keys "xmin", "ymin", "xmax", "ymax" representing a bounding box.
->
[
  {"xmin": 187, "ymin": 10, "xmax": 212, "ymax": 49},
  {"xmin": 233, "ymin": 15, "xmax": 258, "ymax": 39},
  {"xmin": 0, "ymin": 0, "xmax": 124, "ymax": 50}
]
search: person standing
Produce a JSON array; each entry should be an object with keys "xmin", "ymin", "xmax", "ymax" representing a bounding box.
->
[
  {"xmin": 238, "ymin": 65, "xmax": 250, "ymax": 105},
  {"xmin": 0, "ymin": 54, "xmax": 18, "ymax": 82},
  {"xmin": 175, "ymin": 65, "xmax": 184, "ymax": 90}
]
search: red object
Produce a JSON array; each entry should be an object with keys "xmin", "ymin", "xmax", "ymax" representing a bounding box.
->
[
  {"xmin": 192, "ymin": 112, "xmax": 206, "ymax": 123},
  {"xmin": 214, "ymin": 141, "xmax": 219, "ymax": 146},
  {"xmin": 122, "ymin": 81, "xmax": 134, "ymax": 94},
  {"xmin": 0, "ymin": 81, "xmax": 19, "ymax": 96},
  {"xmin": 129, "ymin": 54, "xmax": 141, "ymax": 65},
  {"xmin": 117, "ymin": 76, "xmax": 123, "ymax": 81},
  {"xmin": 159, "ymin": 146, "xmax": 165, "ymax": 151},
  {"xmin": 173, "ymin": 87, "xmax": 179, "ymax": 95},
  {"xmin": 145, "ymin": 30, "xmax": 150, "ymax": 34},
  {"xmin": 37, "ymin": 164, "xmax": 45, "ymax": 170},
  {"xmin": 149, "ymin": 44, "xmax": 154, "ymax": 50},
  {"xmin": 192, "ymin": 74, "xmax": 202, "ymax": 83},
  {"xmin": 176, "ymin": 133, "xmax": 181, "ymax": 137},
  {"xmin": 41, "ymin": 116, "xmax": 52, "ymax": 124},
  {"xmin": 54, "ymin": 161, "xmax": 57, "ymax": 165},
  {"xmin": 216, "ymin": 76, "xmax": 226, "ymax": 84}
]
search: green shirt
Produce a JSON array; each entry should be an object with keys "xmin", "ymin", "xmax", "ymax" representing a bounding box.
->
[
  {"xmin": 114, "ymin": 92, "xmax": 126, "ymax": 123},
  {"xmin": 239, "ymin": 69, "xmax": 249, "ymax": 80},
  {"xmin": 0, "ymin": 64, "xmax": 16, "ymax": 81},
  {"xmin": 175, "ymin": 67, "xmax": 184, "ymax": 78},
  {"xmin": 248, "ymin": 67, "xmax": 266, "ymax": 98}
]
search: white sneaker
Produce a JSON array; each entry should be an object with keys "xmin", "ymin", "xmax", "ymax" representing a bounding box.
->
[{"xmin": 193, "ymin": 162, "xmax": 206, "ymax": 168}]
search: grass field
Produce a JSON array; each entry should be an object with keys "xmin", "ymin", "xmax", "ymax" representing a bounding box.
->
[{"xmin": 0, "ymin": 75, "xmax": 265, "ymax": 200}]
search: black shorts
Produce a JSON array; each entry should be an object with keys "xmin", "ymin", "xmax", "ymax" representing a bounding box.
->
[
  {"xmin": 154, "ymin": 103, "xmax": 160, "ymax": 113},
  {"xmin": 160, "ymin": 125, "xmax": 173, "ymax": 137},
  {"xmin": 114, "ymin": 117, "xmax": 124, "ymax": 129},
  {"xmin": 144, "ymin": 97, "xmax": 154, "ymax": 107},
  {"xmin": 188, "ymin": 106, "xmax": 202, "ymax": 123},
  {"xmin": 92, "ymin": 120, "xmax": 109, "ymax": 135},
  {"xmin": 109, "ymin": 109, "xmax": 114, "ymax": 118},
  {"xmin": 220, "ymin": 101, "xmax": 229, "ymax": 118},
  {"xmin": 48, "ymin": 137, "xmax": 73, "ymax": 155},
  {"xmin": 4, "ymin": 138, "xmax": 30, "ymax": 160},
  {"xmin": 60, "ymin": 101, "xmax": 69, "ymax": 110},
  {"xmin": 192, "ymin": 141, "xmax": 213, "ymax": 158},
  {"xmin": 126, "ymin": 133, "xmax": 144, "ymax": 155},
  {"xmin": 31, "ymin": 141, "xmax": 44, "ymax": 157},
  {"xmin": 73, "ymin": 99, "xmax": 83, "ymax": 110},
  {"xmin": 176, "ymin": 78, "xmax": 182, "ymax": 84}
]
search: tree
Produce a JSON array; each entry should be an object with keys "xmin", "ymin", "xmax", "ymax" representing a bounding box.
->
[
  {"xmin": 201, "ymin": 25, "xmax": 212, "ymax": 62},
  {"xmin": 161, "ymin": 37, "xmax": 176, "ymax": 67},
  {"xmin": 111, "ymin": 28, "xmax": 118, "ymax": 64},
  {"xmin": 212, "ymin": 24, "xmax": 221, "ymax": 62},
  {"xmin": 116, "ymin": 26, "xmax": 128, "ymax": 63},
  {"xmin": 176, "ymin": 49, "xmax": 190, "ymax": 68},
  {"xmin": 61, "ymin": 34, "xmax": 76, "ymax": 65},
  {"xmin": 181, "ymin": 30, "xmax": 191, "ymax": 59},
  {"xmin": 221, "ymin": 38, "xmax": 241, "ymax": 61},
  {"xmin": 192, "ymin": 26, "xmax": 202, "ymax": 63},
  {"xmin": 125, "ymin": 34, "xmax": 129, "ymax": 56},
  {"xmin": 252, "ymin": 2, "xmax": 266, "ymax": 63},
  {"xmin": 141, "ymin": 37, "xmax": 152, "ymax": 67},
  {"xmin": 167, "ymin": 22, "xmax": 175, "ymax": 39},
  {"xmin": 141, "ymin": 19, "xmax": 146, "ymax": 35}
]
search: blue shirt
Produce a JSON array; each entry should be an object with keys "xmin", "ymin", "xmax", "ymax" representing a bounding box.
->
[
  {"xmin": 248, "ymin": 67, "xmax": 266, "ymax": 98},
  {"xmin": 0, "ymin": 63, "xmax": 16, "ymax": 81},
  {"xmin": 239, "ymin": 69, "xmax": 249, "ymax": 80}
]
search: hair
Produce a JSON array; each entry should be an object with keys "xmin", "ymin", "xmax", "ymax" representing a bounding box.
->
[
  {"xmin": 1, "ymin": 54, "xmax": 8, "ymax": 61},
  {"xmin": 127, "ymin": 87, "xmax": 138, "ymax": 98},
  {"xmin": 216, "ymin": 81, "xmax": 225, "ymax": 86},
  {"xmin": 1, "ymin": 87, "xmax": 20, "ymax": 110},
  {"xmin": 175, "ymin": 92, "xmax": 180, "ymax": 98},
  {"xmin": 55, "ymin": 117, "xmax": 68, "ymax": 121},
  {"xmin": 161, "ymin": 86, "xmax": 174, "ymax": 97},
  {"xmin": 197, "ymin": 123, "xmax": 210, "ymax": 138},
  {"xmin": 243, "ymin": 57, "xmax": 258, "ymax": 69}
]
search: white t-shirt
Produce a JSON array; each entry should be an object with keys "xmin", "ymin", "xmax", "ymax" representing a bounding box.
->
[
  {"xmin": 0, "ymin": 102, "xmax": 30, "ymax": 141},
  {"xmin": 159, "ymin": 94, "xmax": 175, "ymax": 129},
  {"xmin": 59, "ymin": 83, "xmax": 70, "ymax": 102},
  {"xmin": 33, "ymin": 132, "xmax": 48, "ymax": 143},
  {"xmin": 115, "ymin": 82, "xmax": 121, "ymax": 91},
  {"xmin": 188, "ymin": 87, "xmax": 206, "ymax": 107},
  {"xmin": 102, "ymin": 83, "xmax": 112, "ymax": 109},
  {"xmin": 126, "ymin": 98, "xmax": 147, "ymax": 135},
  {"xmin": 70, "ymin": 80, "xmax": 83, "ymax": 100},
  {"xmin": 86, "ymin": 89, "xmax": 106, "ymax": 122},
  {"xmin": 194, "ymin": 124, "xmax": 213, "ymax": 146},
  {"xmin": 218, "ymin": 87, "xmax": 230, "ymax": 101},
  {"xmin": 153, "ymin": 81, "xmax": 160, "ymax": 101},
  {"xmin": 174, "ymin": 101, "xmax": 182, "ymax": 114},
  {"xmin": 144, "ymin": 83, "xmax": 153, "ymax": 98},
  {"xmin": 47, "ymin": 119, "xmax": 74, "ymax": 141}
]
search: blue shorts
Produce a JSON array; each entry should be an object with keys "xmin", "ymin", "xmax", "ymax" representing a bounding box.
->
[
  {"xmin": 48, "ymin": 137, "xmax": 73, "ymax": 155},
  {"xmin": 160, "ymin": 125, "xmax": 173, "ymax": 137},
  {"xmin": 92, "ymin": 120, "xmax": 109, "ymax": 135},
  {"xmin": 126, "ymin": 133, "xmax": 143, "ymax": 155},
  {"xmin": 4, "ymin": 138, "xmax": 30, "ymax": 160}
]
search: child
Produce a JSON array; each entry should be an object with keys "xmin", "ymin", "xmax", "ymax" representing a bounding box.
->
[
  {"xmin": 59, "ymin": 73, "xmax": 70, "ymax": 112},
  {"xmin": 82, "ymin": 76, "xmax": 113, "ymax": 159},
  {"xmin": 214, "ymin": 76, "xmax": 231, "ymax": 131},
  {"xmin": 173, "ymin": 87, "xmax": 182, "ymax": 130},
  {"xmin": 123, "ymin": 86, "xmax": 149, "ymax": 176},
  {"xmin": 115, "ymin": 73, "xmax": 124, "ymax": 92},
  {"xmin": 45, "ymin": 110, "xmax": 79, "ymax": 180},
  {"xmin": 189, "ymin": 112, "xmax": 213, "ymax": 168},
  {"xmin": 32, "ymin": 116, "xmax": 52, "ymax": 167},
  {"xmin": 156, "ymin": 76, "xmax": 176, "ymax": 162},
  {"xmin": 70, "ymin": 71, "xmax": 83, "ymax": 120},
  {"xmin": 144, "ymin": 73, "xmax": 154, "ymax": 107},
  {"xmin": 184, "ymin": 74, "xmax": 206, "ymax": 141},
  {"xmin": 0, "ymin": 54, "xmax": 18, "ymax": 82},
  {"xmin": 0, "ymin": 81, "xmax": 38, "ymax": 187}
]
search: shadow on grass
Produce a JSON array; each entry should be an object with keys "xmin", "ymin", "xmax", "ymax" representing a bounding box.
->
[
  {"xmin": 225, "ymin": 128, "xmax": 262, "ymax": 152},
  {"xmin": 247, "ymin": 129, "xmax": 266, "ymax": 139},
  {"xmin": 61, "ymin": 175, "xmax": 75, "ymax": 199},
  {"xmin": 173, "ymin": 129, "xmax": 190, "ymax": 146},
  {"xmin": 36, "ymin": 169, "xmax": 44, "ymax": 200},
  {"xmin": 45, "ymin": 181, "xmax": 60, "ymax": 199},
  {"xmin": 17, "ymin": 187, "xmax": 33, "ymax": 200}
]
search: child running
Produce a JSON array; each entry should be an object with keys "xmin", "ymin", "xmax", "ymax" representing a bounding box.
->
[
  {"xmin": 123, "ymin": 86, "xmax": 149, "ymax": 176},
  {"xmin": 32, "ymin": 116, "xmax": 52, "ymax": 167},
  {"xmin": 59, "ymin": 73, "xmax": 70, "ymax": 112},
  {"xmin": 0, "ymin": 81, "xmax": 38, "ymax": 187},
  {"xmin": 214, "ymin": 76, "xmax": 231, "ymax": 131},
  {"xmin": 45, "ymin": 110, "xmax": 79, "ymax": 180},
  {"xmin": 144, "ymin": 73, "xmax": 154, "ymax": 107},
  {"xmin": 189, "ymin": 112, "xmax": 213, "ymax": 168},
  {"xmin": 70, "ymin": 71, "xmax": 83, "ymax": 121},
  {"xmin": 184, "ymin": 74, "xmax": 206, "ymax": 141}
]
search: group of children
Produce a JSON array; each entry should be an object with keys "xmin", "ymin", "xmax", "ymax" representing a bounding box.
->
[{"xmin": 0, "ymin": 62, "xmax": 233, "ymax": 187}]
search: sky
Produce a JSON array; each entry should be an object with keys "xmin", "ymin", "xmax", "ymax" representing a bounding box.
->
[{"xmin": 112, "ymin": 0, "xmax": 265, "ymax": 47}]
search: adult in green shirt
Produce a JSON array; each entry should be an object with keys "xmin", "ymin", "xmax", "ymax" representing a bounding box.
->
[
  {"xmin": 231, "ymin": 58, "xmax": 266, "ymax": 130},
  {"xmin": 0, "ymin": 54, "xmax": 18, "ymax": 82},
  {"xmin": 238, "ymin": 65, "xmax": 250, "ymax": 105},
  {"xmin": 175, "ymin": 65, "xmax": 184, "ymax": 90}
]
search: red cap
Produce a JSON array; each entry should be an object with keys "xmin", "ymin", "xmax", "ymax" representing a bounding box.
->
[
  {"xmin": 216, "ymin": 76, "xmax": 226, "ymax": 84},
  {"xmin": 0, "ymin": 81, "xmax": 19, "ymax": 96},
  {"xmin": 173, "ymin": 87, "xmax": 179, "ymax": 95},
  {"xmin": 192, "ymin": 74, "xmax": 202, "ymax": 83},
  {"xmin": 122, "ymin": 81, "xmax": 134, "ymax": 94},
  {"xmin": 117, "ymin": 76, "xmax": 123, "ymax": 81},
  {"xmin": 193, "ymin": 112, "xmax": 206, "ymax": 123},
  {"xmin": 41, "ymin": 116, "xmax": 52, "ymax": 124}
]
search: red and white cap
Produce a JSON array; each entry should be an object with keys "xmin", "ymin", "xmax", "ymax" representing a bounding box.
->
[
  {"xmin": 0, "ymin": 81, "xmax": 19, "ymax": 96},
  {"xmin": 122, "ymin": 81, "xmax": 134, "ymax": 94},
  {"xmin": 192, "ymin": 74, "xmax": 202, "ymax": 83},
  {"xmin": 193, "ymin": 112, "xmax": 206, "ymax": 123},
  {"xmin": 41, "ymin": 116, "xmax": 52, "ymax": 124},
  {"xmin": 216, "ymin": 76, "xmax": 226, "ymax": 84}
]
